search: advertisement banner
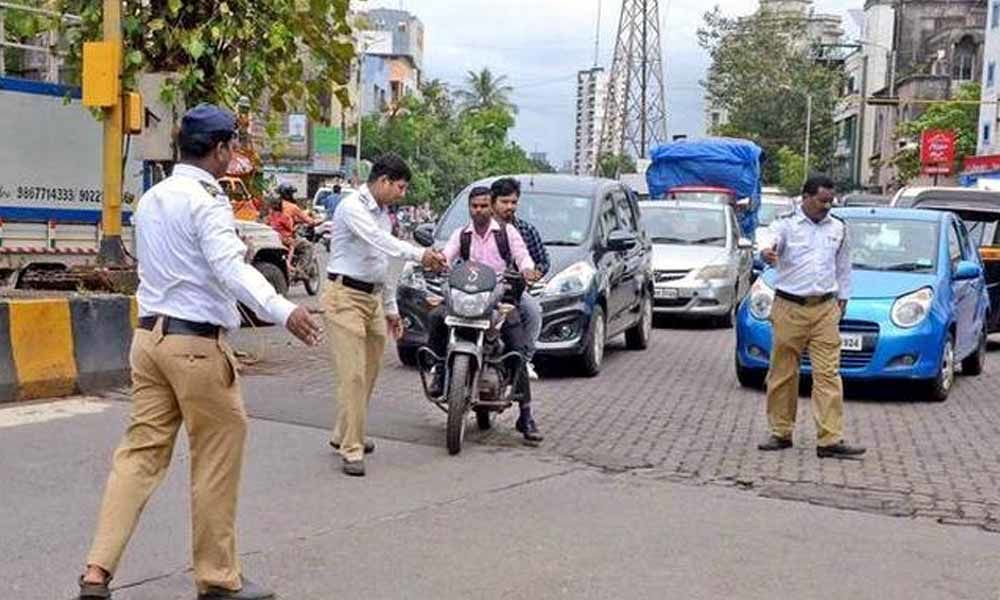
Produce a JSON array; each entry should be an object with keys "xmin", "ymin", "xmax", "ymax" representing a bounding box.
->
[{"xmin": 920, "ymin": 129, "xmax": 956, "ymax": 175}]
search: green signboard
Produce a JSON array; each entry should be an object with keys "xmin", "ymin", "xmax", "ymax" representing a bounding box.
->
[{"xmin": 314, "ymin": 126, "xmax": 343, "ymax": 156}]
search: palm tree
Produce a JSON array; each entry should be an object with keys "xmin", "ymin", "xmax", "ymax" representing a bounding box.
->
[
  {"xmin": 420, "ymin": 78, "xmax": 453, "ymax": 117},
  {"xmin": 455, "ymin": 68, "xmax": 517, "ymax": 114}
]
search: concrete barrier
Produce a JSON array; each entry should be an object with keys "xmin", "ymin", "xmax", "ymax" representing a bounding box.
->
[{"xmin": 0, "ymin": 294, "xmax": 136, "ymax": 403}]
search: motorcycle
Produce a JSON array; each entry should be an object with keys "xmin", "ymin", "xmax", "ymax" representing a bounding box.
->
[
  {"xmin": 289, "ymin": 224, "xmax": 323, "ymax": 296},
  {"xmin": 417, "ymin": 262, "xmax": 531, "ymax": 455}
]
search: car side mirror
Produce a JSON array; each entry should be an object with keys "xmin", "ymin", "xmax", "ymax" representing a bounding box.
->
[
  {"xmin": 607, "ymin": 230, "xmax": 638, "ymax": 251},
  {"xmin": 953, "ymin": 260, "xmax": 982, "ymax": 281},
  {"xmin": 737, "ymin": 238, "xmax": 753, "ymax": 250},
  {"xmin": 413, "ymin": 223, "xmax": 436, "ymax": 247}
]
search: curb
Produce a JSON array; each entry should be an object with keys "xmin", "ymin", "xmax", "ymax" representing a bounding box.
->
[{"xmin": 0, "ymin": 295, "xmax": 136, "ymax": 403}]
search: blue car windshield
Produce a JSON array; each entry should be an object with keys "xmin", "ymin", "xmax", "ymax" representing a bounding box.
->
[
  {"xmin": 435, "ymin": 193, "xmax": 595, "ymax": 246},
  {"xmin": 847, "ymin": 219, "xmax": 939, "ymax": 272}
]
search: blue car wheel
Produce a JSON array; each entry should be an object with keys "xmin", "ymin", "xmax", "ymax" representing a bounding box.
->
[{"xmin": 735, "ymin": 349, "xmax": 766, "ymax": 389}]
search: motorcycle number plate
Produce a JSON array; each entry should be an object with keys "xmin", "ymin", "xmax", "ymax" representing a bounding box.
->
[{"xmin": 444, "ymin": 316, "xmax": 491, "ymax": 329}]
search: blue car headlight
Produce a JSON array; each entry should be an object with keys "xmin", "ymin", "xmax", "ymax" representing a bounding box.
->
[
  {"xmin": 748, "ymin": 277, "xmax": 774, "ymax": 320},
  {"xmin": 890, "ymin": 287, "xmax": 934, "ymax": 328}
]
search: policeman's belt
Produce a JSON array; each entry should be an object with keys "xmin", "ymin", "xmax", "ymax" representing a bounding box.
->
[
  {"xmin": 138, "ymin": 315, "xmax": 222, "ymax": 338},
  {"xmin": 328, "ymin": 273, "xmax": 381, "ymax": 294},
  {"xmin": 775, "ymin": 290, "xmax": 836, "ymax": 306}
]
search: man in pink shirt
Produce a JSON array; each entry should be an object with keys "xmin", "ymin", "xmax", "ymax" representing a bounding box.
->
[{"xmin": 424, "ymin": 187, "xmax": 543, "ymax": 443}]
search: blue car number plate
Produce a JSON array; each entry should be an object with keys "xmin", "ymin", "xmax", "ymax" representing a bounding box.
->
[{"xmin": 840, "ymin": 333, "xmax": 863, "ymax": 351}]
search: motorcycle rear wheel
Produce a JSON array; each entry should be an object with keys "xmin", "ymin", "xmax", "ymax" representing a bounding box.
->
[{"xmin": 446, "ymin": 355, "xmax": 472, "ymax": 455}]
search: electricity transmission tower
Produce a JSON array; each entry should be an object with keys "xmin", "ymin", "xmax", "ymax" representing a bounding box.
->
[{"xmin": 598, "ymin": 0, "xmax": 668, "ymax": 170}]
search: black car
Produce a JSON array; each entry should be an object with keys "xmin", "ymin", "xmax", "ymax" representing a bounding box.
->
[
  {"xmin": 911, "ymin": 190, "xmax": 1000, "ymax": 333},
  {"xmin": 396, "ymin": 174, "xmax": 654, "ymax": 376}
]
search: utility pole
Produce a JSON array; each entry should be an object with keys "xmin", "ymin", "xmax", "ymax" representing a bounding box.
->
[
  {"xmin": 803, "ymin": 93, "xmax": 812, "ymax": 183},
  {"xmin": 597, "ymin": 0, "xmax": 668, "ymax": 171},
  {"xmin": 97, "ymin": 0, "xmax": 125, "ymax": 265},
  {"xmin": 855, "ymin": 54, "xmax": 869, "ymax": 189}
]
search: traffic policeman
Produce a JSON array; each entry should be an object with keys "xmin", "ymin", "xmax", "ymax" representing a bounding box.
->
[
  {"xmin": 758, "ymin": 175, "xmax": 866, "ymax": 459},
  {"xmin": 78, "ymin": 104, "xmax": 321, "ymax": 600},
  {"xmin": 325, "ymin": 153, "xmax": 445, "ymax": 477}
]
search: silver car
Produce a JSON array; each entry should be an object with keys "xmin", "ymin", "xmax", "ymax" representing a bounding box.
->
[{"xmin": 639, "ymin": 201, "xmax": 753, "ymax": 327}]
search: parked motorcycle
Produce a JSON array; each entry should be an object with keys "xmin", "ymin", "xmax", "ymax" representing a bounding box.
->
[{"xmin": 417, "ymin": 262, "xmax": 531, "ymax": 455}]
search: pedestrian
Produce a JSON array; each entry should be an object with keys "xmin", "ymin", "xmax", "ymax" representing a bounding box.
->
[
  {"xmin": 758, "ymin": 175, "xmax": 866, "ymax": 459},
  {"xmin": 490, "ymin": 177, "xmax": 549, "ymax": 379},
  {"xmin": 325, "ymin": 153, "xmax": 445, "ymax": 476},
  {"xmin": 77, "ymin": 104, "xmax": 322, "ymax": 600}
]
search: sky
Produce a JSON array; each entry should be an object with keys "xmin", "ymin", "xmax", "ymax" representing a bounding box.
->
[{"xmin": 364, "ymin": 0, "xmax": 859, "ymax": 168}]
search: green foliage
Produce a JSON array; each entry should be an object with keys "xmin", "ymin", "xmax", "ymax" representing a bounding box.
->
[
  {"xmin": 455, "ymin": 67, "xmax": 517, "ymax": 114},
  {"xmin": 775, "ymin": 146, "xmax": 805, "ymax": 195},
  {"xmin": 889, "ymin": 83, "xmax": 981, "ymax": 185},
  {"xmin": 361, "ymin": 78, "xmax": 541, "ymax": 212},
  {"xmin": 698, "ymin": 7, "xmax": 842, "ymax": 183},
  {"xmin": 597, "ymin": 153, "xmax": 637, "ymax": 179},
  {"xmin": 42, "ymin": 0, "xmax": 354, "ymax": 119}
]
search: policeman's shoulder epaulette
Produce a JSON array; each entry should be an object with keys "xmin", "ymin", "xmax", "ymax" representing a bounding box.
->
[
  {"xmin": 775, "ymin": 210, "xmax": 795, "ymax": 220},
  {"xmin": 198, "ymin": 179, "xmax": 224, "ymax": 197},
  {"xmin": 829, "ymin": 213, "xmax": 846, "ymax": 224}
]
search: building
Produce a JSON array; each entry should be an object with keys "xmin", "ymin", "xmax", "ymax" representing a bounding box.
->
[
  {"xmin": 977, "ymin": 1, "xmax": 1000, "ymax": 156},
  {"xmin": 704, "ymin": 0, "xmax": 845, "ymax": 134},
  {"xmin": 357, "ymin": 8, "xmax": 424, "ymax": 117},
  {"xmin": 574, "ymin": 67, "xmax": 608, "ymax": 175},
  {"xmin": 832, "ymin": 1, "xmax": 895, "ymax": 188},
  {"xmin": 866, "ymin": 0, "xmax": 987, "ymax": 191}
]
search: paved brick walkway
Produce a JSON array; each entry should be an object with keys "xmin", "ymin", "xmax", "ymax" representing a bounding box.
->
[{"xmin": 231, "ymin": 297, "xmax": 1000, "ymax": 532}]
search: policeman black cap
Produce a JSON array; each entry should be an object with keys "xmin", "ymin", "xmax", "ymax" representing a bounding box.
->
[{"xmin": 180, "ymin": 103, "xmax": 237, "ymax": 136}]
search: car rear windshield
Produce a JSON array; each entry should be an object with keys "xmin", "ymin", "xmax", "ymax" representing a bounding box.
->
[
  {"xmin": 668, "ymin": 191, "xmax": 734, "ymax": 205},
  {"xmin": 758, "ymin": 201, "xmax": 793, "ymax": 226},
  {"xmin": 643, "ymin": 206, "xmax": 728, "ymax": 247},
  {"xmin": 847, "ymin": 218, "xmax": 939, "ymax": 272},
  {"xmin": 435, "ymin": 193, "xmax": 596, "ymax": 245}
]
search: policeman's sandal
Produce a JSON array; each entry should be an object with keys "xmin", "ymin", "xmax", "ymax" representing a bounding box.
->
[
  {"xmin": 329, "ymin": 439, "xmax": 375, "ymax": 454},
  {"xmin": 78, "ymin": 574, "xmax": 111, "ymax": 599}
]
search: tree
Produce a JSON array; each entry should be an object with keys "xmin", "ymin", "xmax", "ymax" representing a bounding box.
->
[
  {"xmin": 455, "ymin": 67, "xmax": 517, "ymax": 114},
  {"xmin": 361, "ymin": 75, "xmax": 541, "ymax": 212},
  {"xmin": 597, "ymin": 153, "xmax": 637, "ymax": 178},
  {"xmin": 775, "ymin": 147, "xmax": 805, "ymax": 195},
  {"xmin": 888, "ymin": 83, "xmax": 981, "ymax": 186},
  {"xmin": 698, "ymin": 7, "xmax": 841, "ymax": 183},
  {"xmin": 29, "ymin": 0, "xmax": 354, "ymax": 118}
]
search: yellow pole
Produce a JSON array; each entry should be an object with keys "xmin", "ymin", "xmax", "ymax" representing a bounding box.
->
[{"xmin": 98, "ymin": 0, "xmax": 125, "ymax": 264}]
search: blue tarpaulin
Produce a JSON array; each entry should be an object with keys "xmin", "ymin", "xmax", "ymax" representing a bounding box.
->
[{"xmin": 646, "ymin": 138, "xmax": 764, "ymax": 237}]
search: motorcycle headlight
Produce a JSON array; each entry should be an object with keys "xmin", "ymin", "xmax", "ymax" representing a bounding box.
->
[
  {"xmin": 749, "ymin": 277, "xmax": 775, "ymax": 320},
  {"xmin": 398, "ymin": 261, "xmax": 426, "ymax": 292},
  {"xmin": 450, "ymin": 289, "xmax": 492, "ymax": 317},
  {"xmin": 891, "ymin": 287, "xmax": 933, "ymax": 328},
  {"xmin": 695, "ymin": 263, "xmax": 730, "ymax": 281},
  {"xmin": 543, "ymin": 261, "xmax": 596, "ymax": 298}
]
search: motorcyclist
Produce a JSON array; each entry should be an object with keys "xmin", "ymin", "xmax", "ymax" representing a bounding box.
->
[
  {"xmin": 423, "ymin": 186, "xmax": 544, "ymax": 443},
  {"xmin": 276, "ymin": 184, "xmax": 319, "ymax": 227}
]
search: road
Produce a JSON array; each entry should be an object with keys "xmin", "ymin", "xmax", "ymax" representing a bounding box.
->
[{"xmin": 3, "ymin": 286, "xmax": 1000, "ymax": 599}]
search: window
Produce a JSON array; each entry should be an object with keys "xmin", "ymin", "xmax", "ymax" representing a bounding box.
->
[
  {"xmin": 989, "ymin": 62, "xmax": 996, "ymax": 87},
  {"xmin": 613, "ymin": 190, "xmax": 637, "ymax": 232},
  {"xmin": 952, "ymin": 36, "xmax": 977, "ymax": 81},
  {"xmin": 993, "ymin": 1, "xmax": 1000, "ymax": 28},
  {"xmin": 984, "ymin": 123, "xmax": 992, "ymax": 144},
  {"xmin": 599, "ymin": 196, "xmax": 622, "ymax": 243},
  {"xmin": 948, "ymin": 222, "xmax": 964, "ymax": 267}
]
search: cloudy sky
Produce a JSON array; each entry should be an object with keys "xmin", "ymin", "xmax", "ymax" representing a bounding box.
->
[{"xmin": 364, "ymin": 0, "xmax": 859, "ymax": 167}]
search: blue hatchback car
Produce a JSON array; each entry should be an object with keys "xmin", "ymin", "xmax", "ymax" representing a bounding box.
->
[{"xmin": 735, "ymin": 207, "xmax": 991, "ymax": 401}]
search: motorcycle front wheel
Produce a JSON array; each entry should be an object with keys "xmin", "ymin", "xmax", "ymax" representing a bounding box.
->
[
  {"xmin": 446, "ymin": 355, "xmax": 473, "ymax": 455},
  {"xmin": 304, "ymin": 251, "xmax": 322, "ymax": 296}
]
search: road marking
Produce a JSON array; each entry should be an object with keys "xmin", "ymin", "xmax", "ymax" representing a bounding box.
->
[{"xmin": 0, "ymin": 398, "xmax": 110, "ymax": 428}]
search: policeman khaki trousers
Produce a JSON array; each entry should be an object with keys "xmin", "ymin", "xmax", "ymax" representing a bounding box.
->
[
  {"xmin": 324, "ymin": 279, "xmax": 387, "ymax": 462},
  {"xmin": 765, "ymin": 296, "xmax": 844, "ymax": 447},
  {"xmin": 87, "ymin": 322, "xmax": 246, "ymax": 593}
]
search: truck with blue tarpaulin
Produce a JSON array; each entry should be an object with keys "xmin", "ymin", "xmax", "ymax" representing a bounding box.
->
[{"xmin": 645, "ymin": 138, "xmax": 765, "ymax": 239}]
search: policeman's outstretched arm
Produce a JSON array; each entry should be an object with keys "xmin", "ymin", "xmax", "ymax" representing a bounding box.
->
[{"xmin": 195, "ymin": 199, "xmax": 321, "ymax": 345}]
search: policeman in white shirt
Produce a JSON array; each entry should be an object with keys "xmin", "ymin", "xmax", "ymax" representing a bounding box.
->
[
  {"xmin": 759, "ymin": 175, "xmax": 866, "ymax": 460},
  {"xmin": 78, "ymin": 105, "xmax": 321, "ymax": 600},
  {"xmin": 325, "ymin": 153, "xmax": 445, "ymax": 477}
]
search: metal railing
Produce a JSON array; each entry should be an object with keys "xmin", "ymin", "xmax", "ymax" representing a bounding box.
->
[{"xmin": 0, "ymin": 1, "xmax": 81, "ymax": 83}]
